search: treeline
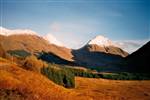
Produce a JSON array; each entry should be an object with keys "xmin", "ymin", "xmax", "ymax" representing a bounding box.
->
[
  {"xmin": 100, "ymin": 72, "xmax": 150, "ymax": 80},
  {"xmin": 41, "ymin": 63, "xmax": 102, "ymax": 88},
  {"xmin": 62, "ymin": 66, "xmax": 100, "ymax": 78}
]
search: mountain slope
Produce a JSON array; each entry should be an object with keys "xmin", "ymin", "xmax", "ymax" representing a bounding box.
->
[
  {"xmin": 87, "ymin": 35, "xmax": 128, "ymax": 57},
  {"xmin": 0, "ymin": 34, "xmax": 73, "ymax": 61},
  {"xmin": 0, "ymin": 27, "xmax": 73, "ymax": 61},
  {"xmin": 72, "ymin": 36, "xmax": 128, "ymax": 71},
  {"xmin": 126, "ymin": 41, "xmax": 150, "ymax": 72}
]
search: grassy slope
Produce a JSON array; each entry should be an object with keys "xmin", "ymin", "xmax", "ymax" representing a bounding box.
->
[
  {"xmin": 0, "ymin": 58, "xmax": 87, "ymax": 100},
  {"xmin": 1, "ymin": 58, "xmax": 150, "ymax": 100}
]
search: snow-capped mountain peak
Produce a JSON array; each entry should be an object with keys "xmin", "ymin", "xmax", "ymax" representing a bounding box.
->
[
  {"xmin": 0, "ymin": 26, "xmax": 37, "ymax": 36},
  {"xmin": 88, "ymin": 35, "xmax": 116, "ymax": 47},
  {"xmin": 0, "ymin": 27, "xmax": 64, "ymax": 47},
  {"xmin": 44, "ymin": 34, "xmax": 64, "ymax": 47}
]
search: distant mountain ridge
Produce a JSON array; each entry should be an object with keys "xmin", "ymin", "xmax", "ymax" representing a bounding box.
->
[
  {"xmin": 0, "ymin": 27, "xmax": 129, "ymax": 70},
  {"xmin": 0, "ymin": 27, "xmax": 37, "ymax": 36},
  {"xmin": 0, "ymin": 27, "xmax": 64, "ymax": 47},
  {"xmin": 0, "ymin": 34, "xmax": 73, "ymax": 61}
]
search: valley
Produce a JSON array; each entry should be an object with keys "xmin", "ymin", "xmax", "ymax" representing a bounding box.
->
[
  {"xmin": 1, "ymin": 0, "xmax": 149, "ymax": 99},
  {"xmin": 1, "ymin": 59, "xmax": 150, "ymax": 100}
]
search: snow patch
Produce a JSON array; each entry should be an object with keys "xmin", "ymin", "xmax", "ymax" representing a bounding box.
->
[
  {"xmin": 88, "ymin": 35, "xmax": 117, "ymax": 47},
  {"xmin": 0, "ymin": 26, "xmax": 37, "ymax": 36}
]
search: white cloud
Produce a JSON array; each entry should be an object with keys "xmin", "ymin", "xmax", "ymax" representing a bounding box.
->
[
  {"xmin": 50, "ymin": 22, "xmax": 61, "ymax": 32},
  {"xmin": 114, "ymin": 39, "xmax": 149, "ymax": 54},
  {"xmin": 44, "ymin": 33, "xmax": 64, "ymax": 47},
  {"xmin": 46, "ymin": 22, "xmax": 89, "ymax": 49}
]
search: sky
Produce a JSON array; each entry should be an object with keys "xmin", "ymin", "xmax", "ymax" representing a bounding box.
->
[{"xmin": 0, "ymin": 0, "xmax": 150, "ymax": 53}]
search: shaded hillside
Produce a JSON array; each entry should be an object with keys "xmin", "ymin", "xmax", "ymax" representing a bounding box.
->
[
  {"xmin": 72, "ymin": 45, "xmax": 126, "ymax": 72},
  {"xmin": 38, "ymin": 52, "xmax": 77, "ymax": 66},
  {"xmin": 71, "ymin": 35, "xmax": 128, "ymax": 72},
  {"xmin": 0, "ymin": 34, "xmax": 73, "ymax": 61},
  {"xmin": 126, "ymin": 41, "xmax": 150, "ymax": 73}
]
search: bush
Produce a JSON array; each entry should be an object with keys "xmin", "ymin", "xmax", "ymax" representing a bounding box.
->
[
  {"xmin": 23, "ymin": 55, "xmax": 47, "ymax": 73},
  {"xmin": 41, "ymin": 64, "xmax": 75, "ymax": 88}
]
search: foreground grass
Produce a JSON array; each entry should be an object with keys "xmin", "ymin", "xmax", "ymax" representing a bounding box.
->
[
  {"xmin": 1, "ymin": 59, "xmax": 150, "ymax": 100},
  {"xmin": 73, "ymin": 77, "xmax": 150, "ymax": 100},
  {"xmin": 0, "ymin": 61, "xmax": 87, "ymax": 100}
]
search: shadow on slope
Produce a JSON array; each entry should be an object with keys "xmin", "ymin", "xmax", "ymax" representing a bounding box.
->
[
  {"xmin": 125, "ymin": 41, "xmax": 150, "ymax": 73},
  {"xmin": 38, "ymin": 52, "xmax": 78, "ymax": 66},
  {"xmin": 71, "ymin": 49, "xmax": 127, "ymax": 72}
]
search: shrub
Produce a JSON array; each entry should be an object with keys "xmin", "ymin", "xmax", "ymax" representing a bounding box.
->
[{"xmin": 23, "ymin": 55, "xmax": 47, "ymax": 73}]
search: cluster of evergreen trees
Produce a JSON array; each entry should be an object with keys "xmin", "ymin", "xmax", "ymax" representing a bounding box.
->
[
  {"xmin": 41, "ymin": 64, "xmax": 101, "ymax": 88},
  {"xmin": 41, "ymin": 64, "xmax": 75, "ymax": 88},
  {"xmin": 63, "ymin": 67, "xmax": 100, "ymax": 78}
]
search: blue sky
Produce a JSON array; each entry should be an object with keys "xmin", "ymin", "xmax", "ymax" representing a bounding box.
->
[{"xmin": 0, "ymin": 0, "xmax": 149, "ymax": 52}]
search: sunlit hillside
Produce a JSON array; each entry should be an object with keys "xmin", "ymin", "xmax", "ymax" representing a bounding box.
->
[{"xmin": 0, "ymin": 58, "xmax": 87, "ymax": 100}]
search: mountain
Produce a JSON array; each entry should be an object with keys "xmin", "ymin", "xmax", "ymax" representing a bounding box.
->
[
  {"xmin": 0, "ymin": 27, "xmax": 64, "ymax": 46},
  {"xmin": 126, "ymin": 41, "xmax": 150, "ymax": 72},
  {"xmin": 0, "ymin": 27, "xmax": 37, "ymax": 36},
  {"xmin": 72, "ymin": 35, "xmax": 128, "ymax": 71},
  {"xmin": 87, "ymin": 35, "xmax": 128, "ymax": 57},
  {"xmin": 0, "ymin": 27, "xmax": 73, "ymax": 61}
]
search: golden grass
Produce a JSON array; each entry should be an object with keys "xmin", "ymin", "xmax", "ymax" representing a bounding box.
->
[
  {"xmin": 73, "ymin": 77, "xmax": 150, "ymax": 100},
  {"xmin": 0, "ymin": 57, "xmax": 9, "ymax": 62},
  {"xmin": 0, "ymin": 61, "xmax": 88, "ymax": 100},
  {"xmin": 0, "ymin": 58, "xmax": 150, "ymax": 100}
]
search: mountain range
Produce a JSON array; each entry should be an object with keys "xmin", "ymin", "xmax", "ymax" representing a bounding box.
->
[
  {"xmin": 0, "ymin": 27, "xmax": 150, "ymax": 100},
  {"xmin": 0, "ymin": 27, "xmax": 149, "ymax": 72}
]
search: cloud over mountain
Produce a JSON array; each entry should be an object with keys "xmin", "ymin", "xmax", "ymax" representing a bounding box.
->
[
  {"xmin": 115, "ymin": 39, "xmax": 149, "ymax": 54},
  {"xmin": 44, "ymin": 33, "xmax": 64, "ymax": 47}
]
